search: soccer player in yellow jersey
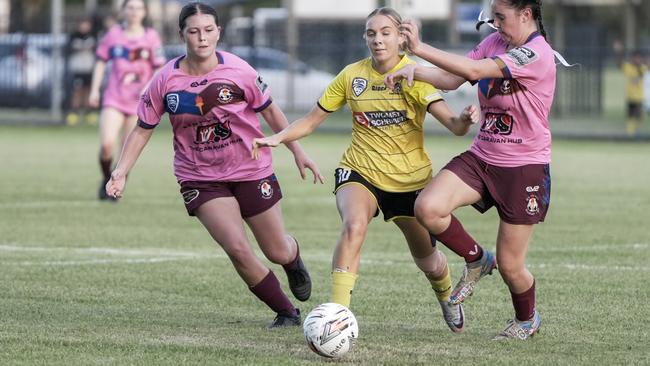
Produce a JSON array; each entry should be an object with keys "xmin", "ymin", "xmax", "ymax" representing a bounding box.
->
[
  {"xmin": 253, "ymin": 7, "xmax": 478, "ymax": 333},
  {"xmin": 622, "ymin": 50, "xmax": 648, "ymax": 136}
]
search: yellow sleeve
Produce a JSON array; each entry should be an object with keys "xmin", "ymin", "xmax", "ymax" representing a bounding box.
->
[
  {"xmin": 402, "ymin": 80, "xmax": 443, "ymax": 109},
  {"xmin": 318, "ymin": 67, "xmax": 348, "ymax": 112}
]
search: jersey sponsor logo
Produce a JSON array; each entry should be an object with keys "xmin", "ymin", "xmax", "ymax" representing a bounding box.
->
[
  {"xmin": 258, "ymin": 180, "xmax": 273, "ymax": 199},
  {"xmin": 195, "ymin": 120, "xmax": 232, "ymax": 144},
  {"xmin": 481, "ymin": 112, "xmax": 514, "ymax": 135},
  {"xmin": 182, "ymin": 189, "xmax": 199, "ymax": 204},
  {"xmin": 218, "ymin": 86, "xmax": 234, "ymax": 103},
  {"xmin": 506, "ymin": 46, "xmax": 539, "ymax": 67},
  {"xmin": 525, "ymin": 194, "xmax": 540, "ymax": 215},
  {"xmin": 166, "ymin": 93, "xmax": 180, "ymax": 113},
  {"xmin": 351, "ymin": 77, "xmax": 368, "ymax": 97},
  {"xmin": 256, "ymin": 74, "xmax": 268, "ymax": 94},
  {"xmin": 353, "ymin": 110, "xmax": 408, "ymax": 128}
]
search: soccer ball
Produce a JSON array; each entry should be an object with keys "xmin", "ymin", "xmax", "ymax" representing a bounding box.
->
[{"xmin": 303, "ymin": 303, "xmax": 358, "ymax": 358}]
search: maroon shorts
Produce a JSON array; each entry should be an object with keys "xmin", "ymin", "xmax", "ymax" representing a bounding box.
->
[
  {"xmin": 443, "ymin": 151, "xmax": 551, "ymax": 225},
  {"xmin": 179, "ymin": 174, "xmax": 282, "ymax": 218}
]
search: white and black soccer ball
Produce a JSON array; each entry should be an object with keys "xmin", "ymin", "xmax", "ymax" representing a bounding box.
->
[{"xmin": 303, "ymin": 303, "xmax": 358, "ymax": 358}]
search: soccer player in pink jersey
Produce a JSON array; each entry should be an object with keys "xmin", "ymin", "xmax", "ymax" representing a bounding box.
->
[
  {"xmin": 105, "ymin": 2, "xmax": 323, "ymax": 329},
  {"xmin": 385, "ymin": 0, "xmax": 555, "ymax": 340},
  {"xmin": 89, "ymin": 0, "xmax": 166, "ymax": 201}
]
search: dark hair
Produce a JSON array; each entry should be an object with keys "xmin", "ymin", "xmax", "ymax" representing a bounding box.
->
[
  {"xmin": 477, "ymin": 0, "xmax": 547, "ymax": 40},
  {"xmin": 120, "ymin": 0, "xmax": 149, "ymax": 27},
  {"xmin": 179, "ymin": 2, "xmax": 220, "ymax": 31}
]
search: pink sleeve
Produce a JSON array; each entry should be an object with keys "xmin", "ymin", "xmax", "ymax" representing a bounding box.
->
[
  {"xmin": 493, "ymin": 40, "xmax": 553, "ymax": 86},
  {"xmin": 465, "ymin": 33, "xmax": 497, "ymax": 61},
  {"xmin": 95, "ymin": 32, "xmax": 111, "ymax": 61},
  {"xmin": 245, "ymin": 68, "xmax": 272, "ymax": 112},
  {"xmin": 149, "ymin": 29, "xmax": 166, "ymax": 67},
  {"xmin": 137, "ymin": 68, "xmax": 167, "ymax": 128}
]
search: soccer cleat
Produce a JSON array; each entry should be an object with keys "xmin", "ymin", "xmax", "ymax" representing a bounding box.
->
[
  {"xmin": 438, "ymin": 300, "xmax": 465, "ymax": 333},
  {"xmin": 267, "ymin": 309, "xmax": 301, "ymax": 329},
  {"xmin": 448, "ymin": 250, "xmax": 497, "ymax": 305},
  {"xmin": 492, "ymin": 310, "xmax": 541, "ymax": 340},
  {"xmin": 285, "ymin": 255, "xmax": 312, "ymax": 302}
]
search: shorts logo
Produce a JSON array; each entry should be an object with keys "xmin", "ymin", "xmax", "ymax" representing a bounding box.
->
[
  {"xmin": 335, "ymin": 168, "xmax": 352, "ymax": 184},
  {"xmin": 526, "ymin": 185, "xmax": 540, "ymax": 193},
  {"xmin": 525, "ymin": 194, "xmax": 539, "ymax": 215},
  {"xmin": 217, "ymin": 86, "xmax": 233, "ymax": 103},
  {"xmin": 481, "ymin": 112, "xmax": 513, "ymax": 135},
  {"xmin": 506, "ymin": 46, "xmax": 539, "ymax": 67},
  {"xmin": 258, "ymin": 180, "xmax": 273, "ymax": 199},
  {"xmin": 352, "ymin": 77, "xmax": 368, "ymax": 97},
  {"xmin": 182, "ymin": 189, "xmax": 199, "ymax": 204},
  {"xmin": 166, "ymin": 93, "xmax": 180, "ymax": 113}
]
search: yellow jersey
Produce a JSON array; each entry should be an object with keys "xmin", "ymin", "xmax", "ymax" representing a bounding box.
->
[
  {"xmin": 622, "ymin": 62, "xmax": 648, "ymax": 103},
  {"xmin": 318, "ymin": 55, "xmax": 443, "ymax": 192}
]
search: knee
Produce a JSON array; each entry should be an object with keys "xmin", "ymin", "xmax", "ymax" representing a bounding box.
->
[
  {"xmin": 497, "ymin": 259, "xmax": 525, "ymax": 284},
  {"xmin": 222, "ymin": 240, "xmax": 256, "ymax": 266},
  {"xmin": 341, "ymin": 219, "xmax": 368, "ymax": 242},
  {"xmin": 414, "ymin": 198, "xmax": 447, "ymax": 231}
]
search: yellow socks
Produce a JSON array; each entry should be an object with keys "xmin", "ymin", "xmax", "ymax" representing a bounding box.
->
[
  {"xmin": 426, "ymin": 265, "xmax": 452, "ymax": 302},
  {"xmin": 331, "ymin": 271, "xmax": 358, "ymax": 308}
]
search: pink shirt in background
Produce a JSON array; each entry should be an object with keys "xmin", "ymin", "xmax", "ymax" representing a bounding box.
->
[
  {"xmin": 96, "ymin": 25, "xmax": 165, "ymax": 115},
  {"xmin": 466, "ymin": 32, "xmax": 556, "ymax": 167},
  {"xmin": 138, "ymin": 51, "xmax": 274, "ymax": 183}
]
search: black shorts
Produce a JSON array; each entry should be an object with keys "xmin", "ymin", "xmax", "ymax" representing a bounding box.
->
[
  {"xmin": 179, "ymin": 174, "xmax": 282, "ymax": 218},
  {"xmin": 443, "ymin": 151, "xmax": 551, "ymax": 225},
  {"xmin": 333, "ymin": 167, "xmax": 421, "ymax": 222},
  {"xmin": 628, "ymin": 102, "xmax": 643, "ymax": 119}
]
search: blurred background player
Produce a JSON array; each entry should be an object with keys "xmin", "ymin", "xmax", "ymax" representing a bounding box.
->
[
  {"xmin": 386, "ymin": 0, "xmax": 556, "ymax": 340},
  {"xmin": 105, "ymin": 2, "xmax": 322, "ymax": 329},
  {"xmin": 89, "ymin": 0, "xmax": 165, "ymax": 201},
  {"xmin": 65, "ymin": 16, "xmax": 96, "ymax": 126},
  {"xmin": 621, "ymin": 50, "xmax": 648, "ymax": 137},
  {"xmin": 253, "ymin": 7, "xmax": 479, "ymax": 333}
]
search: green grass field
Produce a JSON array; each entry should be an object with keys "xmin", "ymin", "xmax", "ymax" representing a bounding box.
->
[{"xmin": 1, "ymin": 125, "xmax": 649, "ymax": 365}]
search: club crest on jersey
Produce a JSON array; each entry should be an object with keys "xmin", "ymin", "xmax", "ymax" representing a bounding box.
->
[
  {"xmin": 258, "ymin": 180, "xmax": 273, "ymax": 199},
  {"xmin": 166, "ymin": 93, "xmax": 180, "ymax": 113},
  {"xmin": 526, "ymin": 194, "xmax": 540, "ymax": 215},
  {"xmin": 506, "ymin": 46, "xmax": 539, "ymax": 67},
  {"xmin": 218, "ymin": 86, "xmax": 233, "ymax": 103},
  {"xmin": 351, "ymin": 77, "xmax": 367, "ymax": 97},
  {"xmin": 139, "ymin": 49, "xmax": 150, "ymax": 60}
]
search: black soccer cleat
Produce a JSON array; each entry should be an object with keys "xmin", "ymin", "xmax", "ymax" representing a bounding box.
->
[
  {"xmin": 267, "ymin": 309, "xmax": 301, "ymax": 329},
  {"xmin": 285, "ymin": 255, "xmax": 312, "ymax": 302}
]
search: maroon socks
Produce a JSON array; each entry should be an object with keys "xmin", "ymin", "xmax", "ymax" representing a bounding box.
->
[
  {"xmin": 435, "ymin": 215, "xmax": 483, "ymax": 263},
  {"xmin": 249, "ymin": 270, "xmax": 297, "ymax": 316},
  {"xmin": 511, "ymin": 280, "xmax": 536, "ymax": 321}
]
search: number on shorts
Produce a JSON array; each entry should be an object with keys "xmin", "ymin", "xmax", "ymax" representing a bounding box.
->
[{"xmin": 336, "ymin": 168, "xmax": 352, "ymax": 184}]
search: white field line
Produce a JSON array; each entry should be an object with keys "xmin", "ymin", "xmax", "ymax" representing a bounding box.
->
[
  {"xmin": 0, "ymin": 243, "xmax": 648, "ymax": 271},
  {"xmin": 0, "ymin": 199, "xmax": 177, "ymax": 209}
]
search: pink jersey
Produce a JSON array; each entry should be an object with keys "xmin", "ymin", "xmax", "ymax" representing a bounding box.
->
[
  {"xmin": 137, "ymin": 51, "xmax": 274, "ymax": 183},
  {"xmin": 466, "ymin": 32, "xmax": 556, "ymax": 167},
  {"xmin": 96, "ymin": 25, "xmax": 166, "ymax": 115}
]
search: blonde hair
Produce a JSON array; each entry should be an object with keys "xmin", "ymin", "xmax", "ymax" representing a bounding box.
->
[{"xmin": 365, "ymin": 7, "xmax": 407, "ymax": 52}]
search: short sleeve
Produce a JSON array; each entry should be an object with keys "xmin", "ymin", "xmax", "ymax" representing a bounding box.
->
[
  {"xmin": 317, "ymin": 68, "xmax": 347, "ymax": 113},
  {"xmin": 137, "ymin": 70, "xmax": 166, "ymax": 129},
  {"xmin": 403, "ymin": 80, "xmax": 443, "ymax": 109},
  {"xmin": 493, "ymin": 40, "xmax": 554, "ymax": 86},
  {"xmin": 95, "ymin": 29, "xmax": 113, "ymax": 62}
]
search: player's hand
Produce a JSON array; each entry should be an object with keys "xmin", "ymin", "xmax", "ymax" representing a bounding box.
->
[
  {"xmin": 88, "ymin": 90, "xmax": 100, "ymax": 108},
  {"xmin": 460, "ymin": 105, "xmax": 480, "ymax": 125},
  {"xmin": 293, "ymin": 151, "xmax": 325, "ymax": 184},
  {"xmin": 251, "ymin": 135, "xmax": 281, "ymax": 160},
  {"xmin": 399, "ymin": 20, "xmax": 422, "ymax": 55},
  {"xmin": 384, "ymin": 64, "xmax": 417, "ymax": 90},
  {"xmin": 105, "ymin": 170, "xmax": 127, "ymax": 199}
]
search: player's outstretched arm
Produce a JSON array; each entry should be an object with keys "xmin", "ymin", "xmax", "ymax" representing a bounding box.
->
[
  {"xmin": 253, "ymin": 104, "xmax": 328, "ymax": 152},
  {"xmin": 256, "ymin": 103, "xmax": 325, "ymax": 184},
  {"xmin": 428, "ymin": 102, "xmax": 479, "ymax": 136},
  {"xmin": 385, "ymin": 64, "xmax": 466, "ymax": 91},
  {"xmin": 106, "ymin": 126, "xmax": 154, "ymax": 198}
]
